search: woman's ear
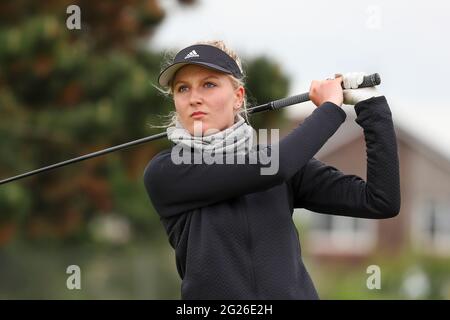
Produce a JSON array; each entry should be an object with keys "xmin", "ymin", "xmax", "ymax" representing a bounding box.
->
[{"xmin": 234, "ymin": 86, "xmax": 245, "ymax": 110}]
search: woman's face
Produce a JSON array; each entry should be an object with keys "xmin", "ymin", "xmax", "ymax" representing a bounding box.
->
[{"xmin": 172, "ymin": 64, "xmax": 244, "ymax": 136}]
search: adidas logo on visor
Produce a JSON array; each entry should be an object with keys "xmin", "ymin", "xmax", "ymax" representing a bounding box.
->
[{"xmin": 184, "ymin": 50, "xmax": 200, "ymax": 59}]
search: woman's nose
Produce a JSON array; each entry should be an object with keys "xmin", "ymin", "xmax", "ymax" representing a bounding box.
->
[{"xmin": 189, "ymin": 88, "xmax": 203, "ymax": 106}]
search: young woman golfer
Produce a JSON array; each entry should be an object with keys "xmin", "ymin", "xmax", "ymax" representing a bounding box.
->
[{"xmin": 143, "ymin": 40, "xmax": 400, "ymax": 299}]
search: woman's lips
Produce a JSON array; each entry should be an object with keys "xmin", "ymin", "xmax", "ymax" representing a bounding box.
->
[{"xmin": 191, "ymin": 112, "xmax": 206, "ymax": 119}]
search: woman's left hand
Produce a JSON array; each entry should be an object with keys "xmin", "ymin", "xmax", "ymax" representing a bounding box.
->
[{"xmin": 339, "ymin": 72, "xmax": 382, "ymax": 105}]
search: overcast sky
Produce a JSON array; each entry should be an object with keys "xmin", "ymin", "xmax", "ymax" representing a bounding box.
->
[{"xmin": 149, "ymin": 0, "xmax": 450, "ymax": 159}]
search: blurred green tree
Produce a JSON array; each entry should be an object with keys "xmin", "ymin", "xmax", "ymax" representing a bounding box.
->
[
  {"xmin": 245, "ymin": 56, "xmax": 290, "ymax": 130},
  {"xmin": 0, "ymin": 0, "xmax": 290, "ymax": 247}
]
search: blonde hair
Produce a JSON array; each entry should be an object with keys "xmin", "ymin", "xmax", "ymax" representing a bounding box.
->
[{"xmin": 149, "ymin": 40, "xmax": 250, "ymax": 129}]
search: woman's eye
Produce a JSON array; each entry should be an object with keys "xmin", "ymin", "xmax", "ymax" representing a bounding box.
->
[
  {"xmin": 177, "ymin": 85, "xmax": 188, "ymax": 92},
  {"xmin": 204, "ymin": 82, "xmax": 216, "ymax": 88}
]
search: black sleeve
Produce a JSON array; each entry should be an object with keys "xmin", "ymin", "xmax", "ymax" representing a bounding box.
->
[
  {"xmin": 143, "ymin": 102, "xmax": 347, "ymax": 218},
  {"xmin": 291, "ymin": 96, "xmax": 401, "ymax": 219}
]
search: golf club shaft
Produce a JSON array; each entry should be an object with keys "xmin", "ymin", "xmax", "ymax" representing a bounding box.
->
[{"xmin": 0, "ymin": 73, "xmax": 380, "ymax": 185}]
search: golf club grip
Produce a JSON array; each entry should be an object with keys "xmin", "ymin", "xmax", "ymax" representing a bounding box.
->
[
  {"xmin": 356, "ymin": 73, "xmax": 381, "ymax": 88},
  {"xmin": 272, "ymin": 73, "xmax": 381, "ymax": 110},
  {"xmin": 272, "ymin": 92, "xmax": 310, "ymax": 110}
]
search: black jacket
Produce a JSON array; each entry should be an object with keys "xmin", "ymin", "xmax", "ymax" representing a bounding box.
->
[{"xmin": 143, "ymin": 96, "xmax": 401, "ymax": 299}]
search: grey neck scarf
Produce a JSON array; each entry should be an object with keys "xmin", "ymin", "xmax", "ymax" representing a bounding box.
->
[{"xmin": 166, "ymin": 114, "xmax": 254, "ymax": 155}]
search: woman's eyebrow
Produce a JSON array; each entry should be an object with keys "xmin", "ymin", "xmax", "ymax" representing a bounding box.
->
[{"xmin": 174, "ymin": 75, "xmax": 220, "ymax": 86}]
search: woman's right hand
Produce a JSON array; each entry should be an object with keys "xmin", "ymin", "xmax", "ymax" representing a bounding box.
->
[{"xmin": 309, "ymin": 77, "xmax": 343, "ymax": 107}]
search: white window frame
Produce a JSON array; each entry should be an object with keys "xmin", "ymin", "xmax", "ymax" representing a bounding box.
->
[
  {"xmin": 412, "ymin": 198, "xmax": 450, "ymax": 256},
  {"xmin": 296, "ymin": 210, "xmax": 377, "ymax": 255}
]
